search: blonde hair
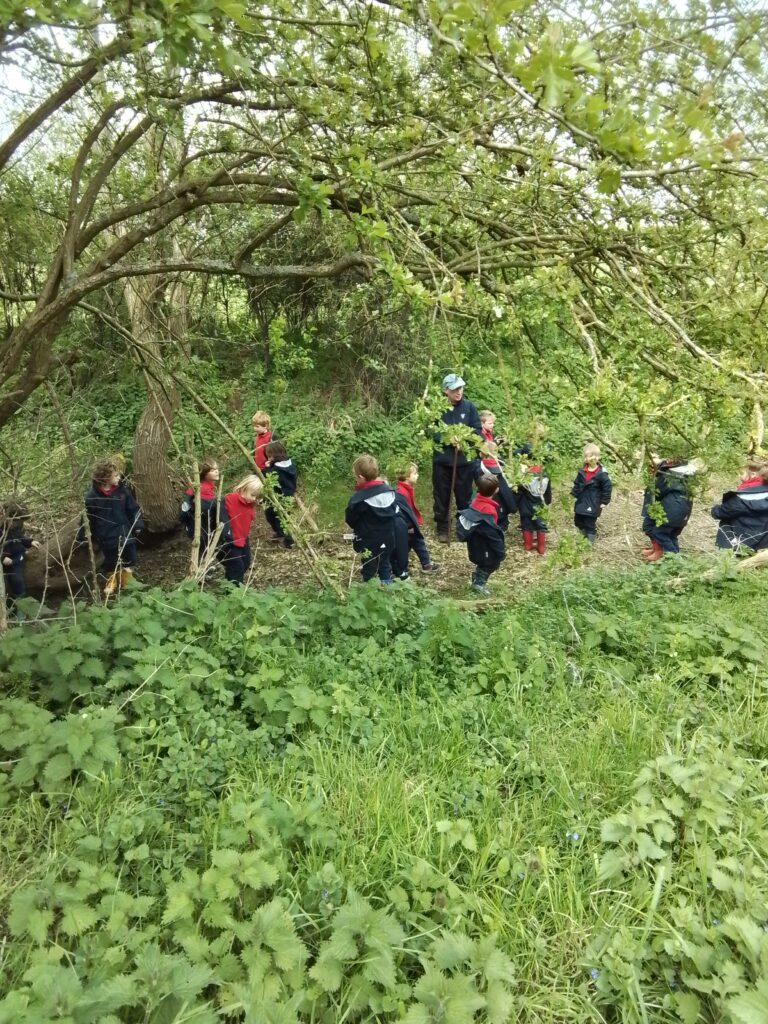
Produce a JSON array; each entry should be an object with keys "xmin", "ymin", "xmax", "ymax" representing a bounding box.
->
[
  {"xmin": 251, "ymin": 410, "xmax": 271, "ymax": 429},
  {"xmin": 479, "ymin": 410, "xmax": 494, "ymax": 422},
  {"xmin": 745, "ymin": 459, "xmax": 768, "ymax": 483},
  {"xmin": 396, "ymin": 462, "xmax": 418, "ymax": 481},
  {"xmin": 352, "ymin": 455, "xmax": 379, "ymax": 481},
  {"xmin": 234, "ymin": 475, "xmax": 263, "ymax": 499},
  {"xmin": 583, "ymin": 443, "xmax": 600, "ymax": 461}
]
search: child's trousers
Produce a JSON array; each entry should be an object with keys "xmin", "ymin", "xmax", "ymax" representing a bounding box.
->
[
  {"xmin": 3, "ymin": 562, "xmax": 26, "ymax": 600},
  {"xmin": 101, "ymin": 540, "xmax": 137, "ymax": 573},
  {"xmin": 360, "ymin": 542, "xmax": 394, "ymax": 583},
  {"xmin": 265, "ymin": 506, "xmax": 293, "ymax": 546},
  {"xmin": 220, "ymin": 541, "xmax": 252, "ymax": 584}
]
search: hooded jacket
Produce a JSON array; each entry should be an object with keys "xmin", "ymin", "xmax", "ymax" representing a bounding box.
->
[
  {"xmin": 265, "ymin": 458, "xmax": 298, "ymax": 497},
  {"xmin": 456, "ymin": 494, "xmax": 506, "ymax": 568},
  {"xmin": 180, "ymin": 480, "xmax": 218, "ymax": 541},
  {"xmin": 642, "ymin": 461, "xmax": 695, "ymax": 532},
  {"xmin": 2, "ymin": 523, "xmax": 33, "ymax": 567},
  {"xmin": 345, "ymin": 480, "xmax": 399, "ymax": 553},
  {"xmin": 711, "ymin": 479, "xmax": 768, "ymax": 551},
  {"xmin": 571, "ymin": 465, "xmax": 612, "ymax": 518},
  {"xmin": 84, "ymin": 480, "xmax": 144, "ymax": 549}
]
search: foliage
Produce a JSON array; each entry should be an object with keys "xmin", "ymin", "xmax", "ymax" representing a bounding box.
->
[{"xmin": 1, "ymin": 567, "xmax": 768, "ymax": 1019}]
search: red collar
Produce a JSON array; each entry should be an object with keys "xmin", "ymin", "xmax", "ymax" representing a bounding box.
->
[
  {"xmin": 584, "ymin": 464, "xmax": 600, "ymax": 481},
  {"xmin": 471, "ymin": 494, "xmax": 498, "ymax": 522},
  {"xmin": 98, "ymin": 484, "xmax": 118, "ymax": 496},
  {"xmin": 738, "ymin": 476, "xmax": 765, "ymax": 490},
  {"xmin": 355, "ymin": 478, "xmax": 384, "ymax": 491}
]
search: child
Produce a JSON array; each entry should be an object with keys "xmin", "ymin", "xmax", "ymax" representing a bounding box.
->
[
  {"xmin": 84, "ymin": 459, "xmax": 144, "ymax": 594},
  {"xmin": 263, "ymin": 440, "xmax": 297, "ymax": 548},
  {"xmin": 571, "ymin": 443, "xmax": 612, "ymax": 544},
  {"xmin": 456, "ymin": 474, "xmax": 506, "ymax": 597},
  {"xmin": 517, "ymin": 460, "xmax": 552, "ymax": 554},
  {"xmin": 252, "ymin": 411, "xmax": 273, "ymax": 472},
  {"xmin": 180, "ymin": 460, "xmax": 219, "ymax": 559},
  {"xmin": 711, "ymin": 459, "xmax": 768, "ymax": 552},
  {"xmin": 393, "ymin": 464, "xmax": 440, "ymax": 575},
  {"xmin": 641, "ymin": 456, "xmax": 696, "ymax": 560},
  {"xmin": 219, "ymin": 475, "xmax": 263, "ymax": 585},
  {"xmin": 345, "ymin": 455, "xmax": 398, "ymax": 585},
  {"xmin": 1, "ymin": 501, "xmax": 38, "ymax": 605},
  {"xmin": 479, "ymin": 410, "xmax": 506, "ymax": 471}
]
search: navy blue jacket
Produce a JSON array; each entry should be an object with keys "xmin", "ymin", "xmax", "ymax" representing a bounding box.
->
[
  {"xmin": 517, "ymin": 469, "xmax": 552, "ymax": 522},
  {"xmin": 84, "ymin": 481, "xmax": 144, "ymax": 549},
  {"xmin": 571, "ymin": 465, "xmax": 612, "ymax": 518},
  {"xmin": 2, "ymin": 524, "xmax": 33, "ymax": 567},
  {"xmin": 180, "ymin": 488, "xmax": 217, "ymax": 542},
  {"xmin": 265, "ymin": 458, "xmax": 297, "ymax": 497},
  {"xmin": 456, "ymin": 503, "xmax": 506, "ymax": 569},
  {"xmin": 711, "ymin": 481, "xmax": 768, "ymax": 551},
  {"xmin": 345, "ymin": 482, "xmax": 399, "ymax": 553},
  {"xmin": 487, "ymin": 472, "xmax": 517, "ymax": 532},
  {"xmin": 642, "ymin": 463, "xmax": 695, "ymax": 533},
  {"xmin": 394, "ymin": 490, "xmax": 423, "ymax": 538},
  {"xmin": 433, "ymin": 398, "xmax": 482, "ymax": 467}
]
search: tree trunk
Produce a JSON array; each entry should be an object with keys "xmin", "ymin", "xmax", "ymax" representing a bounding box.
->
[{"xmin": 123, "ymin": 273, "xmax": 184, "ymax": 533}]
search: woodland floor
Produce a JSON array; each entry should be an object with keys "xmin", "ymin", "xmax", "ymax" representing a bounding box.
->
[{"xmin": 134, "ymin": 481, "xmax": 721, "ymax": 599}]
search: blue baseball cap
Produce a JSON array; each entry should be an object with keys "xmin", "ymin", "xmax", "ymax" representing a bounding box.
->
[{"xmin": 442, "ymin": 373, "xmax": 465, "ymax": 390}]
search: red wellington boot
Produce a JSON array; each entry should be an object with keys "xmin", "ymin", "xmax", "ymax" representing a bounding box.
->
[
  {"xmin": 643, "ymin": 540, "xmax": 664, "ymax": 562},
  {"xmin": 536, "ymin": 532, "xmax": 546, "ymax": 555},
  {"xmin": 522, "ymin": 530, "xmax": 534, "ymax": 552}
]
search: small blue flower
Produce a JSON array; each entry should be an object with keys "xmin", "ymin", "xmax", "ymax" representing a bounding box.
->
[
  {"xmin": 517, "ymin": 872, "xmax": 525, "ymax": 880},
  {"xmin": 572, "ymin": 832, "xmax": 580, "ymax": 842},
  {"xmin": 321, "ymin": 889, "xmax": 330, "ymax": 900},
  {"xmin": 60, "ymin": 802, "xmax": 69, "ymax": 817},
  {"xmin": 712, "ymin": 918, "xmax": 720, "ymax": 927},
  {"xmin": 156, "ymin": 798, "xmax": 165, "ymax": 806},
  {"xmin": 590, "ymin": 968, "xmax": 599, "ymax": 980}
]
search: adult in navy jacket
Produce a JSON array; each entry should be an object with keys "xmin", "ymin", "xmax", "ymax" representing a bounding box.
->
[
  {"xmin": 711, "ymin": 461, "xmax": 768, "ymax": 552},
  {"xmin": 432, "ymin": 373, "xmax": 482, "ymax": 543}
]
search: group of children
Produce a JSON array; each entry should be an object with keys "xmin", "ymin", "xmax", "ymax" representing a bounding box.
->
[{"xmin": 4, "ymin": 400, "xmax": 768, "ymax": 605}]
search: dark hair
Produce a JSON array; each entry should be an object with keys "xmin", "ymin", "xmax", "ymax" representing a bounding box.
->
[
  {"xmin": 264, "ymin": 440, "xmax": 288, "ymax": 462},
  {"xmin": 199, "ymin": 459, "xmax": 218, "ymax": 481},
  {"xmin": 92, "ymin": 458, "xmax": 122, "ymax": 487},
  {"xmin": 1, "ymin": 500, "xmax": 28, "ymax": 523},
  {"xmin": 476, "ymin": 475, "xmax": 500, "ymax": 497}
]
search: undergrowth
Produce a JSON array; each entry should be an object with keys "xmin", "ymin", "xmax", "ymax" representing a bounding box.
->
[{"xmin": 1, "ymin": 563, "xmax": 767, "ymax": 1022}]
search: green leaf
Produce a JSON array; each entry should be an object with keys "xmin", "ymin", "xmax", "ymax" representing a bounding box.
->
[
  {"xmin": 597, "ymin": 167, "xmax": 621, "ymax": 195},
  {"xmin": 43, "ymin": 751, "xmax": 74, "ymax": 783},
  {"xmin": 674, "ymin": 992, "xmax": 701, "ymax": 1024},
  {"xmin": 728, "ymin": 984, "xmax": 768, "ymax": 1024},
  {"xmin": 60, "ymin": 902, "xmax": 99, "ymax": 935}
]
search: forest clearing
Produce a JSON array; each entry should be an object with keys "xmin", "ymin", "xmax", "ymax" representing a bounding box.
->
[{"xmin": 2, "ymin": 0, "xmax": 768, "ymax": 1021}]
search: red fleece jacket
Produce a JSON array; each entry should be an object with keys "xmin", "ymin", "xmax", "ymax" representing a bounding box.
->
[
  {"xmin": 481, "ymin": 427, "xmax": 499, "ymax": 468},
  {"xmin": 224, "ymin": 492, "xmax": 255, "ymax": 547},
  {"xmin": 186, "ymin": 481, "xmax": 216, "ymax": 500},
  {"xmin": 254, "ymin": 431, "xmax": 272, "ymax": 471},
  {"xmin": 396, "ymin": 481, "xmax": 423, "ymax": 524},
  {"xmin": 470, "ymin": 493, "xmax": 499, "ymax": 522}
]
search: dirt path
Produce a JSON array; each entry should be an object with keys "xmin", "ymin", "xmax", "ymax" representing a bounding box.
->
[{"xmin": 135, "ymin": 481, "xmax": 722, "ymax": 599}]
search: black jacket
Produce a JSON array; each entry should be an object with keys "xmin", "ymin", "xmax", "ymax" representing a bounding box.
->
[
  {"xmin": 711, "ymin": 481, "xmax": 768, "ymax": 551},
  {"xmin": 265, "ymin": 459, "xmax": 298, "ymax": 497},
  {"xmin": 433, "ymin": 398, "xmax": 482, "ymax": 467},
  {"xmin": 517, "ymin": 469, "xmax": 552, "ymax": 521},
  {"xmin": 571, "ymin": 465, "xmax": 612, "ymax": 518},
  {"xmin": 642, "ymin": 462, "xmax": 695, "ymax": 532},
  {"xmin": 345, "ymin": 482, "xmax": 399, "ymax": 553},
  {"xmin": 2, "ymin": 524, "xmax": 33, "ymax": 567},
  {"xmin": 456, "ymin": 506, "xmax": 506, "ymax": 569},
  {"xmin": 180, "ymin": 490, "xmax": 218, "ymax": 542},
  {"xmin": 84, "ymin": 480, "xmax": 144, "ymax": 549},
  {"xmin": 394, "ymin": 491, "xmax": 423, "ymax": 538},
  {"xmin": 489, "ymin": 473, "xmax": 518, "ymax": 532}
]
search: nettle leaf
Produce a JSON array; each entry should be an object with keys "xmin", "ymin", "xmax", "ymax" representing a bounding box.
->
[
  {"xmin": 163, "ymin": 886, "xmax": 196, "ymax": 924},
  {"xmin": 43, "ymin": 751, "xmax": 74, "ymax": 783},
  {"xmin": 729, "ymin": 983, "xmax": 768, "ymax": 1024},
  {"xmin": 432, "ymin": 932, "xmax": 474, "ymax": 970},
  {"xmin": 59, "ymin": 902, "xmax": 99, "ymax": 935},
  {"xmin": 674, "ymin": 991, "xmax": 701, "ymax": 1024},
  {"xmin": 309, "ymin": 952, "xmax": 344, "ymax": 992}
]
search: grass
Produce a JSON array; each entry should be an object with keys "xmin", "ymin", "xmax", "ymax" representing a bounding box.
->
[{"xmin": 1, "ymin": 565, "xmax": 767, "ymax": 1020}]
